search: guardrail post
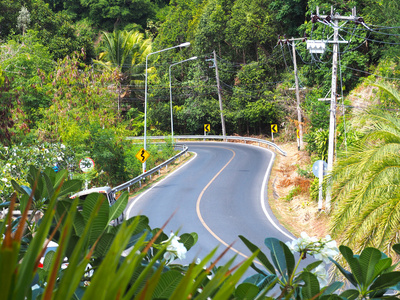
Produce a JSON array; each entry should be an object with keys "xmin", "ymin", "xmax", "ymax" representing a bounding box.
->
[{"xmin": 139, "ymin": 180, "xmax": 142, "ymax": 188}]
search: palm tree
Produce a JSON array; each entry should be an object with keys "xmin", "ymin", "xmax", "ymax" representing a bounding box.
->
[
  {"xmin": 94, "ymin": 30, "xmax": 152, "ymax": 111},
  {"xmin": 330, "ymin": 81, "xmax": 400, "ymax": 255},
  {"xmin": 95, "ymin": 30, "xmax": 151, "ymax": 75}
]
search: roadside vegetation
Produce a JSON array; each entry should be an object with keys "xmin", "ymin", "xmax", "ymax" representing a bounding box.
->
[{"xmin": 2, "ymin": 0, "xmax": 400, "ymax": 297}]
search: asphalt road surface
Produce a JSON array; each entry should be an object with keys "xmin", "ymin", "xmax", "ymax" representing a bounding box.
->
[{"xmin": 126, "ymin": 141, "xmax": 295, "ymax": 276}]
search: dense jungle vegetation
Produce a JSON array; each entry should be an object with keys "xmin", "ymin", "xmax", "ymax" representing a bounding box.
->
[{"xmin": 2, "ymin": 0, "xmax": 400, "ymax": 261}]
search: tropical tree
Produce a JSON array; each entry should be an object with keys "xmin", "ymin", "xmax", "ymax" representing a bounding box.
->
[
  {"xmin": 94, "ymin": 30, "xmax": 152, "ymax": 113},
  {"xmin": 330, "ymin": 81, "xmax": 400, "ymax": 255},
  {"xmin": 95, "ymin": 30, "xmax": 151, "ymax": 77}
]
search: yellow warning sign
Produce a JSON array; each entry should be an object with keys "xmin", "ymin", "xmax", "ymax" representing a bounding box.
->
[
  {"xmin": 204, "ymin": 124, "xmax": 211, "ymax": 132},
  {"xmin": 135, "ymin": 148, "xmax": 150, "ymax": 163},
  {"xmin": 271, "ymin": 124, "xmax": 278, "ymax": 133}
]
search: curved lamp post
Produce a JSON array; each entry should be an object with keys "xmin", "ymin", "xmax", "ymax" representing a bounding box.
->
[
  {"xmin": 169, "ymin": 56, "xmax": 197, "ymax": 144},
  {"xmin": 143, "ymin": 42, "xmax": 190, "ymax": 173}
]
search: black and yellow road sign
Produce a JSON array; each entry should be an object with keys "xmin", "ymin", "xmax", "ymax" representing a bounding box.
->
[
  {"xmin": 135, "ymin": 148, "xmax": 150, "ymax": 163},
  {"xmin": 204, "ymin": 124, "xmax": 211, "ymax": 132},
  {"xmin": 297, "ymin": 129, "xmax": 300, "ymax": 138},
  {"xmin": 271, "ymin": 124, "xmax": 278, "ymax": 133}
]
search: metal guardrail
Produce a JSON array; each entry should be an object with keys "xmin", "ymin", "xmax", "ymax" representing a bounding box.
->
[
  {"xmin": 126, "ymin": 135, "xmax": 287, "ymax": 157},
  {"xmin": 111, "ymin": 144, "xmax": 189, "ymax": 194}
]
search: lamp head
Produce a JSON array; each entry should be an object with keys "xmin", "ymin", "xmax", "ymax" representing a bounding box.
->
[{"xmin": 178, "ymin": 42, "xmax": 190, "ymax": 48}]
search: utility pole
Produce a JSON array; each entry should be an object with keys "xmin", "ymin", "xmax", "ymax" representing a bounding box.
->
[
  {"xmin": 279, "ymin": 36, "xmax": 305, "ymax": 150},
  {"xmin": 213, "ymin": 50, "xmax": 226, "ymax": 138},
  {"xmin": 311, "ymin": 6, "xmax": 359, "ymax": 210},
  {"xmin": 291, "ymin": 38, "xmax": 304, "ymax": 150}
]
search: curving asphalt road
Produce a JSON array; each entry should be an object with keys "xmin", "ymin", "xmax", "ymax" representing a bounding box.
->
[{"xmin": 126, "ymin": 141, "xmax": 295, "ymax": 270}]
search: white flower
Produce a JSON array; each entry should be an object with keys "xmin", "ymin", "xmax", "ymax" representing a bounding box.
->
[
  {"xmin": 162, "ymin": 233, "xmax": 187, "ymax": 264},
  {"xmin": 312, "ymin": 264, "xmax": 329, "ymax": 287},
  {"xmin": 1, "ymin": 178, "xmax": 7, "ymax": 183},
  {"xmin": 286, "ymin": 232, "xmax": 339, "ymax": 262}
]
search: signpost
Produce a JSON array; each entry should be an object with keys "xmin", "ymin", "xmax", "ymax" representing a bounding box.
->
[
  {"xmin": 79, "ymin": 157, "xmax": 95, "ymax": 190},
  {"xmin": 79, "ymin": 157, "xmax": 95, "ymax": 173},
  {"xmin": 204, "ymin": 124, "xmax": 210, "ymax": 133},
  {"xmin": 135, "ymin": 148, "xmax": 150, "ymax": 165},
  {"xmin": 271, "ymin": 124, "xmax": 278, "ymax": 142},
  {"xmin": 204, "ymin": 124, "xmax": 210, "ymax": 141},
  {"xmin": 313, "ymin": 160, "xmax": 328, "ymax": 211},
  {"xmin": 297, "ymin": 129, "xmax": 300, "ymax": 151}
]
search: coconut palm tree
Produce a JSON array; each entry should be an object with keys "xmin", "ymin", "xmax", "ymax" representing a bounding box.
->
[
  {"xmin": 94, "ymin": 30, "xmax": 152, "ymax": 111},
  {"xmin": 95, "ymin": 30, "xmax": 151, "ymax": 76},
  {"xmin": 330, "ymin": 81, "xmax": 400, "ymax": 255}
]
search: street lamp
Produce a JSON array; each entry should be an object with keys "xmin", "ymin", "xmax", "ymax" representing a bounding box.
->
[
  {"xmin": 143, "ymin": 42, "xmax": 191, "ymax": 173},
  {"xmin": 169, "ymin": 56, "xmax": 197, "ymax": 143}
]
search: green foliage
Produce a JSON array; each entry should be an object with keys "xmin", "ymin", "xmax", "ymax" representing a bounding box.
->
[
  {"xmin": 0, "ymin": 76, "xmax": 15, "ymax": 146},
  {"xmin": 331, "ymin": 245, "xmax": 400, "ymax": 298},
  {"xmin": 269, "ymin": 0, "xmax": 307, "ymax": 36},
  {"xmin": 94, "ymin": 30, "xmax": 151, "ymax": 77},
  {"xmin": 305, "ymin": 128, "xmax": 329, "ymax": 160},
  {"xmin": 78, "ymin": 0, "xmax": 157, "ymax": 32},
  {"xmin": 331, "ymin": 81, "xmax": 400, "ymax": 254},
  {"xmin": 309, "ymin": 176, "xmax": 326, "ymax": 202},
  {"xmin": 0, "ymin": 143, "xmax": 74, "ymax": 203},
  {"xmin": 0, "ymin": 31, "xmax": 54, "ymax": 126},
  {"xmin": 1, "ymin": 167, "xmax": 255, "ymax": 299},
  {"xmin": 37, "ymin": 52, "xmax": 122, "ymax": 142},
  {"xmin": 283, "ymin": 186, "xmax": 302, "ymax": 202}
]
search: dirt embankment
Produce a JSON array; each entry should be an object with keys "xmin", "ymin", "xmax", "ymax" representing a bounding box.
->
[{"xmin": 269, "ymin": 142, "xmax": 329, "ymax": 239}]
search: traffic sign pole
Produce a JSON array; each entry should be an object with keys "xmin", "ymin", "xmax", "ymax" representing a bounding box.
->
[{"xmin": 318, "ymin": 160, "xmax": 323, "ymax": 211}]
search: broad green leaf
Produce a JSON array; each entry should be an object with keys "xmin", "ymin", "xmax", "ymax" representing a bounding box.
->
[
  {"xmin": 179, "ymin": 233, "xmax": 197, "ymax": 251},
  {"xmin": 152, "ymin": 270, "xmax": 184, "ymax": 298},
  {"xmin": 81, "ymin": 193, "xmax": 109, "ymax": 244},
  {"xmin": 373, "ymin": 257, "xmax": 392, "ymax": 279},
  {"xmin": 280, "ymin": 240, "xmax": 295, "ymax": 278},
  {"xmin": 108, "ymin": 191, "xmax": 128, "ymax": 223},
  {"xmin": 322, "ymin": 281, "xmax": 343, "ymax": 296},
  {"xmin": 43, "ymin": 251, "xmax": 56, "ymax": 272},
  {"xmin": 340, "ymin": 245, "xmax": 363, "ymax": 286},
  {"xmin": 43, "ymin": 171, "xmax": 55, "ymax": 200},
  {"xmin": 340, "ymin": 289, "xmax": 359, "ymax": 300},
  {"xmin": 234, "ymin": 282, "xmax": 259, "ymax": 299},
  {"xmin": 19, "ymin": 194, "xmax": 30, "ymax": 216},
  {"xmin": 329, "ymin": 257, "xmax": 358, "ymax": 287},
  {"xmin": 370, "ymin": 271, "xmax": 400, "ymax": 291},
  {"xmin": 359, "ymin": 247, "xmax": 382, "ymax": 286},
  {"xmin": 239, "ymin": 235, "xmax": 275, "ymax": 274},
  {"xmin": 11, "ymin": 180, "xmax": 32, "ymax": 198},
  {"xmin": 300, "ymin": 271, "xmax": 320, "ymax": 299},
  {"xmin": 93, "ymin": 233, "xmax": 115, "ymax": 258},
  {"xmin": 265, "ymin": 238, "xmax": 293, "ymax": 277},
  {"xmin": 58, "ymin": 180, "xmax": 82, "ymax": 198},
  {"xmin": 73, "ymin": 213, "xmax": 85, "ymax": 237}
]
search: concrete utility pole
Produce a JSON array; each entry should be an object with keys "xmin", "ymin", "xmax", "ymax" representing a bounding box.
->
[
  {"xmin": 291, "ymin": 38, "xmax": 304, "ymax": 150},
  {"xmin": 213, "ymin": 50, "xmax": 226, "ymax": 138},
  {"xmin": 279, "ymin": 36, "xmax": 306, "ymax": 150},
  {"xmin": 312, "ymin": 6, "xmax": 358, "ymax": 210}
]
